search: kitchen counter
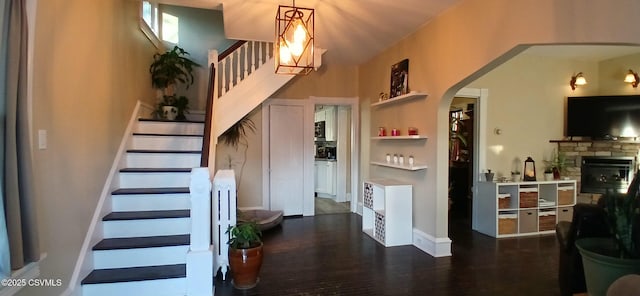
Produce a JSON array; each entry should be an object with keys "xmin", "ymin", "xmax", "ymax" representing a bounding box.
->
[{"xmin": 315, "ymin": 158, "xmax": 337, "ymax": 162}]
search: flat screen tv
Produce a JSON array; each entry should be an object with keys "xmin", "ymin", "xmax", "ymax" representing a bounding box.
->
[{"xmin": 567, "ymin": 95, "xmax": 640, "ymax": 139}]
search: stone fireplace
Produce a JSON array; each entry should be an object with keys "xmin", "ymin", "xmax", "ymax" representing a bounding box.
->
[{"xmin": 553, "ymin": 140, "xmax": 640, "ymax": 202}]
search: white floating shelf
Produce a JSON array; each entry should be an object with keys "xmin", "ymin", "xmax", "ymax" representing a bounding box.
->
[
  {"xmin": 371, "ymin": 135, "xmax": 427, "ymax": 140},
  {"xmin": 370, "ymin": 161, "xmax": 428, "ymax": 171},
  {"xmin": 371, "ymin": 92, "xmax": 428, "ymax": 107}
]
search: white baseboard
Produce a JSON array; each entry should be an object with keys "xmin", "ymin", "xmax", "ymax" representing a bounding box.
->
[{"xmin": 412, "ymin": 228, "xmax": 452, "ymax": 257}]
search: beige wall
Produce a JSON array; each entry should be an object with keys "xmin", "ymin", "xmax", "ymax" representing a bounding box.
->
[
  {"xmin": 359, "ymin": 0, "xmax": 640, "ymax": 241},
  {"xmin": 598, "ymin": 53, "xmax": 640, "ymax": 95},
  {"xmin": 467, "ymin": 53, "xmax": 599, "ymax": 178},
  {"xmin": 215, "ymin": 106, "xmax": 263, "ymax": 208},
  {"xmin": 272, "ymin": 59, "xmax": 358, "ymax": 99},
  {"xmin": 22, "ymin": 0, "xmax": 156, "ymax": 295},
  {"xmin": 223, "ymin": 60, "xmax": 358, "ymax": 209}
]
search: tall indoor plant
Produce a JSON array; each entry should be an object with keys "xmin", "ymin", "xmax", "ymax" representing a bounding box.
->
[
  {"xmin": 576, "ymin": 181, "xmax": 640, "ymax": 295},
  {"xmin": 149, "ymin": 45, "xmax": 200, "ymax": 119},
  {"xmin": 226, "ymin": 222, "xmax": 263, "ymax": 289}
]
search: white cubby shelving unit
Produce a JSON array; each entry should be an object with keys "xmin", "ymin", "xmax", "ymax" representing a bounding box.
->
[
  {"xmin": 362, "ymin": 179, "xmax": 413, "ymax": 247},
  {"xmin": 473, "ymin": 180, "xmax": 576, "ymax": 238}
]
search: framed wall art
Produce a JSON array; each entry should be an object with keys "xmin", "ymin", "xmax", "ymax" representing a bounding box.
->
[{"xmin": 390, "ymin": 59, "xmax": 409, "ymax": 98}]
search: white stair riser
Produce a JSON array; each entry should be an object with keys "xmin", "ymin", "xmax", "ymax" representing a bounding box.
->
[
  {"xmin": 126, "ymin": 153, "xmax": 200, "ymax": 168},
  {"xmin": 119, "ymin": 172, "xmax": 191, "ymax": 188},
  {"xmin": 103, "ymin": 218, "xmax": 190, "ymax": 238},
  {"xmin": 93, "ymin": 245, "xmax": 188, "ymax": 269},
  {"xmin": 132, "ymin": 136, "xmax": 203, "ymax": 151},
  {"xmin": 82, "ymin": 277, "xmax": 186, "ymax": 296},
  {"xmin": 135, "ymin": 121, "xmax": 203, "ymax": 135},
  {"xmin": 111, "ymin": 194, "xmax": 190, "ymax": 211}
]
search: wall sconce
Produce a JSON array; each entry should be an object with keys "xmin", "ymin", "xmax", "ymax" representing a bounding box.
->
[
  {"xmin": 569, "ymin": 72, "xmax": 587, "ymax": 90},
  {"xmin": 624, "ymin": 69, "xmax": 639, "ymax": 88}
]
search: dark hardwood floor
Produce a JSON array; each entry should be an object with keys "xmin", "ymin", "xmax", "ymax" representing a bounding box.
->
[{"xmin": 215, "ymin": 213, "xmax": 561, "ymax": 296}]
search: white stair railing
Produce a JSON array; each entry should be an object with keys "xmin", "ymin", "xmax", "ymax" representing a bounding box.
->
[
  {"xmin": 217, "ymin": 41, "xmax": 273, "ymax": 98},
  {"xmin": 212, "ymin": 169, "xmax": 237, "ymax": 280},
  {"xmin": 187, "ymin": 168, "xmax": 214, "ymax": 295}
]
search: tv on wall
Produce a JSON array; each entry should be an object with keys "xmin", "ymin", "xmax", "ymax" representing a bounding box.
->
[{"xmin": 566, "ymin": 95, "xmax": 640, "ymax": 139}]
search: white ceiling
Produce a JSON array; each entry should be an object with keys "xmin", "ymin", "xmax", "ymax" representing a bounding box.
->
[
  {"xmin": 160, "ymin": 0, "xmax": 460, "ymax": 64},
  {"xmin": 160, "ymin": 1, "xmax": 640, "ymax": 65}
]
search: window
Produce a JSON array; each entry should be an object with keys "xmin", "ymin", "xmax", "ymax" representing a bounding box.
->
[
  {"xmin": 140, "ymin": 2, "xmax": 180, "ymax": 47},
  {"xmin": 162, "ymin": 12, "xmax": 179, "ymax": 44},
  {"xmin": 140, "ymin": 1, "xmax": 160, "ymax": 48}
]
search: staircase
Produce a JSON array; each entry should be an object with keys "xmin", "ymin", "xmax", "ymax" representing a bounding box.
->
[{"xmin": 80, "ymin": 118, "xmax": 204, "ymax": 296}]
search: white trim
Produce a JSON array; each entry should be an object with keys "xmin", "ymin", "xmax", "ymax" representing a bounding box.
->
[
  {"xmin": 237, "ymin": 206, "xmax": 265, "ymax": 211},
  {"xmin": 309, "ymin": 97, "xmax": 360, "ymax": 215},
  {"xmin": 454, "ymin": 88, "xmax": 489, "ymax": 233},
  {"xmin": 63, "ymin": 101, "xmax": 142, "ymax": 296},
  {"xmin": 412, "ymin": 228, "xmax": 452, "ymax": 257},
  {"xmin": 139, "ymin": 1, "xmax": 161, "ymax": 49}
]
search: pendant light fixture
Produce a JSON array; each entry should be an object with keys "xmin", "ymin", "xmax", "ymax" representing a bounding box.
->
[{"xmin": 275, "ymin": 0, "xmax": 314, "ymax": 75}]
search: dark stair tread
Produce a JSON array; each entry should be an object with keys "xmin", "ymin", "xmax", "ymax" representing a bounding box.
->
[
  {"xmin": 126, "ymin": 149, "xmax": 201, "ymax": 154},
  {"xmin": 111, "ymin": 187, "xmax": 190, "ymax": 195},
  {"xmin": 81, "ymin": 264, "xmax": 186, "ymax": 285},
  {"xmin": 119, "ymin": 168, "xmax": 192, "ymax": 173},
  {"xmin": 138, "ymin": 118, "xmax": 204, "ymax": 124},
  {"xmin": 93, "ymin": 234, "xmax": 189, "ymax": 250},
  {"xmin": 103, "ymin": 210, "xmax": 190, "ymax": 221},
  {"xmin": 132, "ymin": 132, "xmax": 203, "ymax": 137}
]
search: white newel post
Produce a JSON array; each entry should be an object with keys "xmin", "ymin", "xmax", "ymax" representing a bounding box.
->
[
  {"xmin": 187, "ymin": 168, "xmax": 214, "ymax": 296},
  {"xmin": 213, "ymin": 170, "xmax": 237, "ymax": 280}
]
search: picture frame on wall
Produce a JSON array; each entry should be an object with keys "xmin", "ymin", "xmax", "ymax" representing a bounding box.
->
[{"xmin": 390, "ymin": 59, "xmax": 409, "ymax": 98}]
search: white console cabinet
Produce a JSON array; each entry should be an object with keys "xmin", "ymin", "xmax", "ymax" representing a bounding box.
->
[
  {"xmin": 473, "ymin": 180, "xmax": 576, "ymax": 238},
  {"xmin": 362, "ymin": 179, "xmax": 412, "ymax": 246}
]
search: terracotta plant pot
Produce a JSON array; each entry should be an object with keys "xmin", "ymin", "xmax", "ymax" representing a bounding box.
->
[{"xmin": 228, "ymin": 243, "xmax": 263, "ymax": 289}]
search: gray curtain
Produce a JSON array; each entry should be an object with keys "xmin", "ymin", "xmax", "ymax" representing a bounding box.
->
[{"xmin": 2, "ymin": 0, "xmax": 40, "ymax": 271}]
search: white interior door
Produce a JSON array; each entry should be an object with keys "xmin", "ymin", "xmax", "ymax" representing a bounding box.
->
[{"xmin": 268, "ymin": 104, "xmax": 304, "ymax": 215}]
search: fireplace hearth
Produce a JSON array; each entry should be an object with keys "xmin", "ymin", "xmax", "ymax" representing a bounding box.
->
[{"xmin": 580, "ymin": 156, "xmax": 635, "ymax": 194}]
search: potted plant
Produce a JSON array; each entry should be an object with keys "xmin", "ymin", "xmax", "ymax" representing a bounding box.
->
[
  {"xmin": 226, "ymin": 222, "xmax": 263, "ymax": 289},
  {"xmin": 149, "ymin": 45, "xmax": 200, "ymax": 119},
  {"xmin": 544, "ymin": 149, "xmax": 566, "ymax": 180},
  {"xmin": 511, "ymin": 170, "xmax": 521, "ymax": 182},
  {"xmin": 543, "ymin": 167, "xmax": 554, "ymax": 181},
  {"xmin": 152, "ymin": 95, "xmax": 189, "ymax": 120},
  {"xmin": 575, "ymin": 185, "xmax": 640, "ymax": 295}
]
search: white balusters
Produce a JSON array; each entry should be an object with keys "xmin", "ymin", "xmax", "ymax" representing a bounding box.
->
[
  {"xmin": 216, "ymin": 41, "xmax": 274, "ymax": 97},
  {"xmin": 220, "ymin": 58, "xmax": 227, "ymax": 96},
  {"xmin": 243, "ymin": 43, "xmax": 249, "ymax": 77},
  {"xmin": 251, "ymin": 41, "xmax": 257, "ymax": 72}
]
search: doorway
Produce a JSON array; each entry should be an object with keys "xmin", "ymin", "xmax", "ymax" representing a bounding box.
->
[
  {"xmin": 448, "ymin": 87, "xmax": 490, "ymax": 241},
  {"xmin": 314, "ymin": 104, "xmax": 352, "ymax": 215},
  {"xmin": 261, "ymin": 97, "xmax": 360, "ymax": 217},
  {"xmin": 448, "ymin": 98, "xmax": 476, "ymax": 221}
]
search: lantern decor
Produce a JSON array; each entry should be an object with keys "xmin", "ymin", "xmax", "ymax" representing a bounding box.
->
[
  {"xmin": 523, "ymin": 156, "xmax": 537, "ymax": 181},
  {"xmin": 275, "ymin": 0, "xmax": 314, "ymax": 75}
]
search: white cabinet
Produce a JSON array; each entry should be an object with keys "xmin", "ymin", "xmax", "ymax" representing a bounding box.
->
[
  {"xmin": 324, "ymin": 106, "xmax": 336, "ymax": 141},
  {"xmin": 362, "ymin": 179, "xmax": 412, "ymax": 247},
  {"xmin": 315, "ymin": 160, "xmax": 336, "ymax": 198},
  {"xmin": 473, "ymin": 180, "xmax": 576, "ymax": 238}
]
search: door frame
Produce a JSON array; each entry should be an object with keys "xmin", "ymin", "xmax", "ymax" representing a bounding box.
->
[
  {"xmin": 452, "ymin": 88, "xmax": 488, "ymax": 229},
  {"xmin": 309, "ymin": 96, "xmax": 360, "ymax": 215},
  {"xmin": 262, "ymin": 97, "xmax": 360, "ymax": 216}
]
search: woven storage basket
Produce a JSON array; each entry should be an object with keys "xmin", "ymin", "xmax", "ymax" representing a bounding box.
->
[
  {"xmin": 519, "ymin": 192, "xmax": 538, "ymax": 208},
  {"xmin": 498, "ymin": 217, "xmax": 517, "ymax": 235}
]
